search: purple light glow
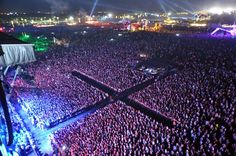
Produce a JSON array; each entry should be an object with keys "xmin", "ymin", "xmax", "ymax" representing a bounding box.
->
[{"xmin": 211, "ymin": 25, "xmax": 236, "ymax": 37}]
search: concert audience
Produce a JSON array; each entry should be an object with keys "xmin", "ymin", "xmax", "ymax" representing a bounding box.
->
[{"xmin": 7, "ymin": 28, "xmax": 235, "ymax": 155}]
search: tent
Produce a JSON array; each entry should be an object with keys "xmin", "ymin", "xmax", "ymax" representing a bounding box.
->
[
  {"xmin": 0, "ymin": 33, "xmax": 36, "ymax": 67},
  {"xmin": 211, "ymin": 25, "xmax": 236, "ymax": 37}
]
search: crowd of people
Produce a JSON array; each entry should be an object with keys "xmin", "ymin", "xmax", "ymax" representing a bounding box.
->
[
  {"xmin": 10, "ymin": 109, "xmax": 34, "ymax": 155},
  {"xmin": 129, "ymin": 32, "xmax": 236, "ymax": 155},
  {"xmin": 130, "ymin": 68, "xmax": 235, "ymax": 154},
  {"xmin": 52, "ymin": 100, "xmax": 235, "ymax": 155},
  {"xmin": 13, "ymin": 55, "xmax": 107, "ymax": 128},
  {"xmin": 7, "ymin": 27, "xmax": 235, "ymax": 155},
  {"xmin": 0, "ymin": 102, "xmax": 35, "ymax": 156},
  {"xmin": 47, "ymin": 29, "xmax": 154, "ymax": 92},
  {"xmin": 52, "ymin": 101, "xmax": 178, "ymax": 155},
  {"xmin": 10, "ymin": 28, "xmax": 155, "ymax": 127}
]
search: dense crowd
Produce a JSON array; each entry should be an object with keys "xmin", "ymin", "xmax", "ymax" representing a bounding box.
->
[
  {"xmin": 7, "ymin": 28, "xmax": 236, "ymax": 155},
  {"xmin": 129, "ymin": 32, "xmax": 236, "ymax": 155},
  {"xmin": 10, "ymin": 110, "xmax": 34, "ymax": 155},
  {"xmin": 130, "ymin": 68, "xmax": 235, "ymax": 155},
  {"xmin": 131, "ymin": 67, "xmax": 235, "ymax": 123},
  {"xmin": 44, "ymin": 29, "xmax": 154, "ymax": 92},
  {"xmin": 52, "ymin": 100, "xmax": 235, "ymax": 155},
  {"xmin": 10, "ymin": 29, "xmax": 155, "ymax": 127},
  {"xmin": 15, "ymin": 69, "xmax": 106, "ymax": 128},
  {"xmin": 0, "ymin": 104, "xmax": 35, "ymax": 156},
  {"xmin": 52, "ymin": 102, "xmax": 177, "ymax": 155}
]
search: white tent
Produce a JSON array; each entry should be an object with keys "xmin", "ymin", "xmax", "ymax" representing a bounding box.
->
[
  {"xmin": 0, "ymin": 33, "xmax": 36, "ymax": 67},
  {"xmin": 0, "ymin": 44, "xmax": 36, "ymax": 67}
]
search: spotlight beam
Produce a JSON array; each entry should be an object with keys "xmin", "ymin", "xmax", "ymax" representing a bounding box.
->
[
  {"xmin": 90, "ymin": 0, "xmax": 99, "ymax": 17},
  {"xmin": 164, "ymin": 0, "xmax": 194, "ymax": 15},
  {"xmin": 162, "ymin": 0, "xmax": 177, "ymax": 13},
  {"xmin": 180, "ymin": 1, "xmax": 198, "ymax": 12},
  {"xmin": 157, "ymin": 0, "xmax": 167, "ymax": 14}
]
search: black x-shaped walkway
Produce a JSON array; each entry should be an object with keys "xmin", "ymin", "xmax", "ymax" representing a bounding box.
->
[{"xmin": 71, "ymin": 70, "xmax": 174, "ymax": 126}]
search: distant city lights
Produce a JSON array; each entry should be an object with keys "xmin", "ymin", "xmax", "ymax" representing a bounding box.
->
[
  {"xmin": 209, "ymin": 7, "xmax": 236, "ymax": 15},
  {"xmin": 167, "ymin": 12, "xmax": 172, "ymax": 16},
  {"xmin": 68, "ymin": 16, "xmax": 74, "ymax": 21},
  {"xmin": 108, "ymin": 13, "xmax": 113, "ymax": 18},
  {"xmin": 190, "ymin": 23, "xmax": 207, "ymax": 27}
]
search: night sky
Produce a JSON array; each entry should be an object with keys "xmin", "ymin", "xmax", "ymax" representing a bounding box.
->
[{"xmin": 0, "ymin": 0, "xmax": 235, "ymax": 13}]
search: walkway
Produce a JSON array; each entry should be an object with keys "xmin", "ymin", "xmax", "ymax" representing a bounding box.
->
[{"xmin": 72, "ymin": 70, "xmax": 174, "ymax": 126}]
